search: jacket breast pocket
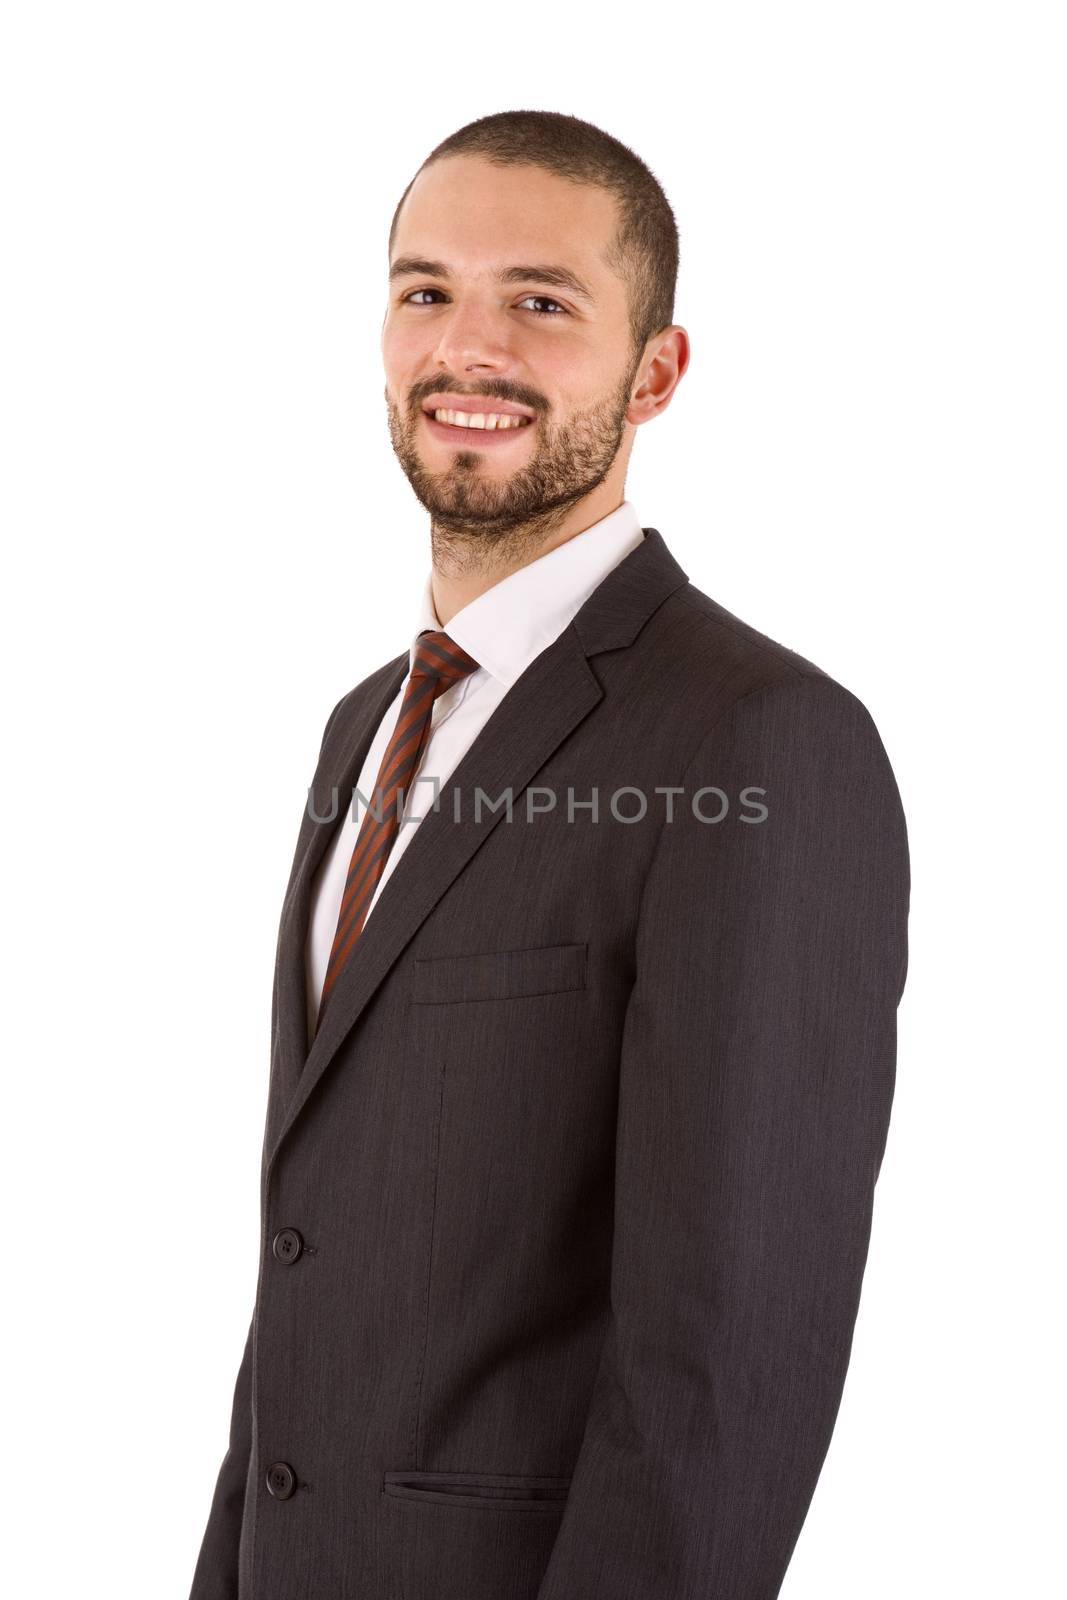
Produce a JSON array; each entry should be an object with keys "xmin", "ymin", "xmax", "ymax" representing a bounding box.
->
[{"xmin": 411, "ymin": 941, "xmax": 587, "ymax": 1006}]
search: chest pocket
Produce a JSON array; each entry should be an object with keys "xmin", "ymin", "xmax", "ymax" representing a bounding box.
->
[{"xmin": 411, "ymin": 941, "xmax": 587, "ymax": 1005}]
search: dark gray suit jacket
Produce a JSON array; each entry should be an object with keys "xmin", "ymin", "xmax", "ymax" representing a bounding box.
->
[{"xmin": 189, "ymin": 527, "xmax": 910, "ymax": 1599}]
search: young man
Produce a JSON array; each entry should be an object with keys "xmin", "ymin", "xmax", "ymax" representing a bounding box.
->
[{"xmin": 189, "ymin": 110, "xmax": 910, "ymax": 1600}]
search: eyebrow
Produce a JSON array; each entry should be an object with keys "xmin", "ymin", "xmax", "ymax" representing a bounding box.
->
[{"xmin": 388, "ymin": 256, "xmax": 597, "ymax": 307}]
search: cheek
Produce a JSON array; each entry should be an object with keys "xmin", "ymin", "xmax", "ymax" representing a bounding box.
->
[
  {"xmin": 520, "ymin": 343, "xmax": 598, "ymax": 412},
  {"xmin": 381, "ymin": 322, "xmax": 425, "ymax": 381}
]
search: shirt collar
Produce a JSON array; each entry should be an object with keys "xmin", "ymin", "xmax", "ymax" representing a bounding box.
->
[{"xmin": 408, "ymin": 500, "xmax": 646, "ymax": 688}]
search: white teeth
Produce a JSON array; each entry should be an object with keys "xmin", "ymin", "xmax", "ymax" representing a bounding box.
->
[{"xmin": 430, "ymin": 408, "xmax": 530, "ymax": 431}]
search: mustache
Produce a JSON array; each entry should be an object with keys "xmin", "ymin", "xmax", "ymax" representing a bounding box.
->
[{"xmin": 414, "ymin": 387, "xmax": 544, "ymax": 415}]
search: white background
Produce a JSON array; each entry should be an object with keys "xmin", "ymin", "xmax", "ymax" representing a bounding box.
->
[{"xmin": 2, "ymin": 3, "xmax": 1063, "ymax": 1595}]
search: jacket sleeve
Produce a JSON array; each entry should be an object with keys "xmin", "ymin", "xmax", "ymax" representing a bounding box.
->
[
  {"xmin": 188, "ymin": 1311, "xmax": 255, "ymax": 1600},
  {"xmin": 535, "ymin": 673, "xmax": 910, "ymax": 1600}
]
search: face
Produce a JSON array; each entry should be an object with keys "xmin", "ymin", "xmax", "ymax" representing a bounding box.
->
[{"xmin": 382, "ymin": 155, "xmax": 648, "ymax": 543}]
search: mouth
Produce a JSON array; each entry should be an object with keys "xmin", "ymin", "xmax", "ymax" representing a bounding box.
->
[{"xmin": 421, "ymin": 404, "xmax": 537, "ymax": 446}]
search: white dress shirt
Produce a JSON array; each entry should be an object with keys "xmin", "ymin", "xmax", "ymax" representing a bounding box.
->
[{"xmin": 304, "ymin": 499, "xmax": 646, "ymax": 1040}]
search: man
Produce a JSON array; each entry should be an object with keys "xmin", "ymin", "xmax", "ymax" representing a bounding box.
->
[{"xmin": 189, "ymin": 110, "xmax": 910, "ymax": 1600}]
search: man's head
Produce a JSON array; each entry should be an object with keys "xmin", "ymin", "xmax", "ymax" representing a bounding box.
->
[{"xmin": 381, "ymin": 110, "xmax": 688, "ymax": 562}]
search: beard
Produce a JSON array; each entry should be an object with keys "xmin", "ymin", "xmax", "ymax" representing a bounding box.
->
[{"xmin": 384, "ymin": 354, "xmax": 641, "ymax": 562}]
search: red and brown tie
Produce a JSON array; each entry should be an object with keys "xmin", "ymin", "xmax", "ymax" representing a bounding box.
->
[{"xmin": 316, "ymin": 629, "xmax": 480, "ymax": 1027}]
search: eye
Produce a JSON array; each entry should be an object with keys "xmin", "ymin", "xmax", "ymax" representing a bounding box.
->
[
  {"xmin": 516, "ymin": 295, "xmax": 568, "ymax": 317},
  {"xmin": 401, "ymin": 289, "xmax": 568, "ymax": 318}
]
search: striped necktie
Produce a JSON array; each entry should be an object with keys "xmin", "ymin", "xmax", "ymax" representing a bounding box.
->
[{"xmin": 316, "ymin": 629, "xmax": 480, "ymax": 1026}]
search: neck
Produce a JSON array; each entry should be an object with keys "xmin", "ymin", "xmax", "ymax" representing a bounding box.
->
[{"xmin": 429, "ymin": 481, "xmax": 626, "ymax": 627}]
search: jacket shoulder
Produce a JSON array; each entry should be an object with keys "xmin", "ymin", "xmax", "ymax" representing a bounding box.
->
[
  {"xmin": 641, "ymin": 579, "xmax": 892, "ymax": 760},
  {"xmin": 664, "ymin": 581, "xmax": 833, "ymax": 689}
]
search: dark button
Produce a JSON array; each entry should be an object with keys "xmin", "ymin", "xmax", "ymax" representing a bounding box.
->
[
  {"xmin": 266, "ymin": 1461, "xmax": 296, "ymax": 1500},
  {"xmin": 272, "ymin": 1228, "xmax": 304, "ymax": 1264}
]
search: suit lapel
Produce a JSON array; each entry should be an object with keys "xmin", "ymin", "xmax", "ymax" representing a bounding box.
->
[
  {"xmin": 265, "ymin": 526, "xmax": 689, "ymax": 1177},
  {"xmin": 269, "ymin": 655, "xmax": 408, "ymax": 1134}
]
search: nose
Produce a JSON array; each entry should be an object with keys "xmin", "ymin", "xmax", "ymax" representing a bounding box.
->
[{"xmin": 432, "ymin": 301, "xmax": 512, "ymax": 376}]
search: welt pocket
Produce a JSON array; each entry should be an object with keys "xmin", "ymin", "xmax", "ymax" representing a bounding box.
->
[
  {"xmin": 411, "ymin": 941, "xmax": 587, "ymax": 1006},
  {"xmin": 382, "ymin": 1468, "xmax": 572, "ymax": 1512}
]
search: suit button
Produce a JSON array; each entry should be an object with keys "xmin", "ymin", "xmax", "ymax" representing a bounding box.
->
[
  {"xmin": 272, "ymin": 1228, "xmax": 304, "ymax": 1264},
  {"xmin": 266, "ymin": 1461, "xmax": 296, "ymax": 1499}
]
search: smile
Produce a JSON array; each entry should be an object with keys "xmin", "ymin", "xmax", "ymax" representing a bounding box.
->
[{"xmin": 422, "ymin": 409, "xmax": 536, "ymax": 445}]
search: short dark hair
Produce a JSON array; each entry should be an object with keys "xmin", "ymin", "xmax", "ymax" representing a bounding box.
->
[{"xmin": 388, "ymin": 110, "xmax": 680, "ymax": 362}]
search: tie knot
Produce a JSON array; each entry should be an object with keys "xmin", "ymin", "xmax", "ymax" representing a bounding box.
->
[{"xmin": 413, "ymin": 629, "xmax": 480, "ymax": 686}]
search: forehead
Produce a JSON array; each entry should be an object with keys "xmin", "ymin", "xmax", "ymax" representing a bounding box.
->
[{"xmin": 392, "ymin": 155, "xmax": 621, "ymax": 297}]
